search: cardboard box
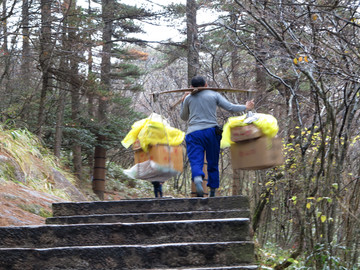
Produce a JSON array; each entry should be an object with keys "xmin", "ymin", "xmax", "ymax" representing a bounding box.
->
[
  {"xmin": 230, "ymin": 136, "xmax": 283, "ymax": 170},
  {"xmin": 134, "ymin": 144, "xmax": 183, "ymax": 172},
  {"xmin": 231, "ymin": 124, "xmax": 263, "ymax": 142}
]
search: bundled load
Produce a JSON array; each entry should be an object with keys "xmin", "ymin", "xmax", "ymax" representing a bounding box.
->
[
  {"xmin": 121, "ymin": 113, "xmax": 185, "ymax": 181},
  {"xmin": 122, "ymin": 113, "xmax": 185, "ymax": 152},
  {"xmin": 221, "ymin": 112, "xmax": 279, "ymax": 148},
  {"xmin": 221, "ymin": 112, "xmax": 283, "ymax": 170}
]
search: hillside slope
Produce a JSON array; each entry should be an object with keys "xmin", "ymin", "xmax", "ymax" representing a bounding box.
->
[
  {"xmin": 0, "ymin": 181, "xmax": 65, "ymax": 226},
  {"xmin": 0, "ymin": 126, "xmax": 178, "ymax": 227},
  {"xmin": 0, "ymin": 126, "xmax": 89, "ymax": 226}
]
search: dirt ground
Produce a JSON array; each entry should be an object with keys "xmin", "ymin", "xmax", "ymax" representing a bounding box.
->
[{"xmin": 0, "ymin": 181, "xmax": 66, "ymax": 227}]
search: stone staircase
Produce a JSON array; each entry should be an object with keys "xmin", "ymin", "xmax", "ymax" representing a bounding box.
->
[{"xmin": 0, "ymin": 196, "xmax": 258, "ymax": 270}]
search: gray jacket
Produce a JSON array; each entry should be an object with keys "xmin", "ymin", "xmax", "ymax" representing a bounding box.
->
[{"xmin": 180, "ymin": 90, "xmax": 246, "ymax": 134}]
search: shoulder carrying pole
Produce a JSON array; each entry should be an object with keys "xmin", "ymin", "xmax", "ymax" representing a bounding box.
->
[{"xmin": 151, "ymin": 87, "xmax": 257, "ymax": 110}]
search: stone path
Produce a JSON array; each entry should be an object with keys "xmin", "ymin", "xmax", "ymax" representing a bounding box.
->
[{"xmin": 0, "ymin": 196, "xmax": 258, "ymax": 270}]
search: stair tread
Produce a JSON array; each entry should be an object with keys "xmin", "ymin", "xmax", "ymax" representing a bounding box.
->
[
  {"xmin": 0, "ymin": 196, "xmax": 257, "ymax": 269},
  {"xmin": 0, "ymin": 242, "xmax": 256, "ymax": 269},
  {"xmin": 0, "ymin": 219, "xmax": 252, "ymax": 248},
  {"xmin": 52, "ymin": 196, "xmax": 249, "ymax": 216},
  {"xmin": 49, "ymin": 209, "xmax": 249, "ymax": 218},
  {"xmin": 46, "ymin": 209, "xmax": 250, "ymax": 224},
  {"xmin": 0, "ymin": 240, "xmax": 254, "ymax": 250},
  {"xmin": 145, "ymin": 266, "xmax": 258, "ymax": 270},
  {"xmin": 4, "ymin": 217, "xmax": 250, "ymax": 228}
]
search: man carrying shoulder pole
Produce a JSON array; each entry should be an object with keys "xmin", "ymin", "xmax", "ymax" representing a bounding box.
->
[{"xmin": 180, "ymin": 76, "xmax": 254, "ymax": 197}]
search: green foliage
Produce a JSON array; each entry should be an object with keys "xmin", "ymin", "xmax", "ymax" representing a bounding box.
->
[
  {"xmin": 17, "ymin": 203, "xmax": 53, "ymax": 218},
  {"xmin": 42, "ymin": 90, "xmax": 144, "ymax": 163},
  {"xmin": 112, "ymin": 63, "xmax": 142, "ymax": 79},
  {"xmin": 112, "ymin": 46, "xmax": 147, "ymax": 84},
  {"xmin": 99, "ymin": 105, "xmax": 145, "ymax": 150},
  {"xmin": 304, "ymin": 243, "xmax": 352, "ymax": 270},
  {"xmin": 256, "ymin": 242, "xmax": 349, "ymax": 270},
  {"xmin": 254, "ymin": 126, "xmax": 359, "ymax": 269},
  {"xmin": 257, "ymin": 242, "xmax": 300, "ymax": 269},
  {"xmin": 112, "ymin": 3, "xmax": 155, "ymax": 36},
  {"xmin": 165, "ymin": 3, "xmax": 186, "ymax": 18},
  {"xmin": 105, "ymin": 162, "xmax": 154, "ymax": 198}
]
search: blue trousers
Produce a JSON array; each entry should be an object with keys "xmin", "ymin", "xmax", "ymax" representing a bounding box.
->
[{"xmin": 185, "ymin": 127, "xmax": 221, "ymax": 189}]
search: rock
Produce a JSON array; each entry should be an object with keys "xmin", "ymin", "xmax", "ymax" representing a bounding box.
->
[
  {"xmin": 52, "ymin": 168, "xmax": 87, "ymax": 201},
  {"xmin": 0, "ymin": 154, "xmax": 26, "ymax": 184}
]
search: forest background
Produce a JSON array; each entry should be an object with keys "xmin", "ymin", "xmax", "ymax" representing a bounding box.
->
[{"xmin": 0, "ymin": 0, "xmax": 359, "ymax": 269}]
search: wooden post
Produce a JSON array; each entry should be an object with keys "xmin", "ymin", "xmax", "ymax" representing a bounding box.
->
[
  {"xmin": 232, "ymin": 169, "xmax": 247, "ymax": 196},
  {"xmin": 232, "ymin": 169, "xmax": 241, "ymax": 196},
  {"xmin": 93, "ymin": 141, "xmax": 106, "ymax": 200}
]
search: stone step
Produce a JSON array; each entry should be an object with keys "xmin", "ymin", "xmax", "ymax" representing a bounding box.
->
[
  {"xmin": 146, "ymin": 267, "xmax": 258, "ymax": 270},
  {"xmin": 0, "ymin": 241, "xmax": 255, "ymax": 270},
  {"xmin": 46, "ymin": 209, "xmax": 250, "ymax": 225},
  {"xmin": 0, "ymin": 218, "xmax": 250, "ymax": 248},
  {"xmin": 51, "ymin": 196, "xmax": 249, "ymax": 217}
]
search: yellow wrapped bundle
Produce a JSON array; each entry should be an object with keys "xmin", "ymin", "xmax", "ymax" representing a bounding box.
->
[
  {"xmin": 221, "ymin": 113, "xmax": 279, "ymax": 148},
  {"xmin": 121, "ymin": 113, "xmax": 185, "ymax": 152}
]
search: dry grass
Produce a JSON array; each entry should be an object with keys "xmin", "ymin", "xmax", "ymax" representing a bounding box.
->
[{"xmin": 0, "ymin": 125, "xmax": 75, "ymax": 200}]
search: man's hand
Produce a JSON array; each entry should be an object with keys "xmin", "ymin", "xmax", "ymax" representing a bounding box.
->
[{"xmin": 245, "ymin": 99, "xmax": 255, "ymax": 110}]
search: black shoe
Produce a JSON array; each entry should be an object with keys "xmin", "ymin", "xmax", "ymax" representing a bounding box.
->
[{"xmin": 210, "ymin": 188, "xmax": 216, "ymax": 197}]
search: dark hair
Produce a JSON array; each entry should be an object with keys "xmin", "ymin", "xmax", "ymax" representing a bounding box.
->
[{"xmin": 191, "ymin": 76, "xmax": 206, "ymax": 87}]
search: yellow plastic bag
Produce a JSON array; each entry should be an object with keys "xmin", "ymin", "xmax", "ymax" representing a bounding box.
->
[
  {"xmin": 121, "ymin": 113, "xmax": 185, "ymax": 152},
  {"xmin": 221, "ymin": 113, "xmax": 279, "ymax": 148}
]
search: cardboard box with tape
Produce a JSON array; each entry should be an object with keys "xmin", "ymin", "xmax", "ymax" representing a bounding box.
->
[
  {"xmin": 134, "ymin": 144, "xmax": 183, "ymax": 172},
  {"xmin": 230, "ymin": 136, "xmax": 283, "ymax": 170},
  {"xmin": 230, "ymin": 124, "xmax": 263, "ymax": 142}
]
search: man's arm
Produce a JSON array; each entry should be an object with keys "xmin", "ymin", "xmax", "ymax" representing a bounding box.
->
[
  {"xmin": 180, "ymin": 93, "xmax": 191, "ymax": 120},
  {"xmin": 216, "ymin": 94, "xmax": 246, "ymax": 113},
  {"xmin": 216, "ymin": 92, "xmax": 255, "ymax": 112}
]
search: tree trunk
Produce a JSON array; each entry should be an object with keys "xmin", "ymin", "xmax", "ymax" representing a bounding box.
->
[
  {"xmin": 86, "ymin": 0, "xmax": 95, "ymax": 178},
  {"xmin": 21, "ymin": 0, "xmax": 30, "ymax": 84},
  {"xmin": 54, "ymin": 3, "xmax": 69, "ymax": 158},
  {"xmin": 186, "ymin": 0, "xmax": 199, "ymax": 85},
  {"xmin": 1, "ymin": 0, "xmax": 8, "ymax": 56},
  {"xmin": 68, "ymin": 0, "xmax": 82, "ymax": 180},
  {"xmin": 232, "ymin": 169, "xmax": 241, "ymax": 195},
  {"xmin": 0, "ymin": 0, "xmax": 10, "ymax": 91},
  {"xmin": 54, "ymin": 88, "xmax": 66, "ymax": 158},
  {"xmin": 92, "ymin": 0, "xmax": 113, "ymax": 199},
  {"xmin": 230, "ymin": 40, "xmax": 243, "ymax": 195},
  {"xmin": 37, "ymin": 0, "xmax": 53, "ymax": 136},
  {"xmin": 255, "ymin": 31, "xmax": 267, "ymax": 92}
]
